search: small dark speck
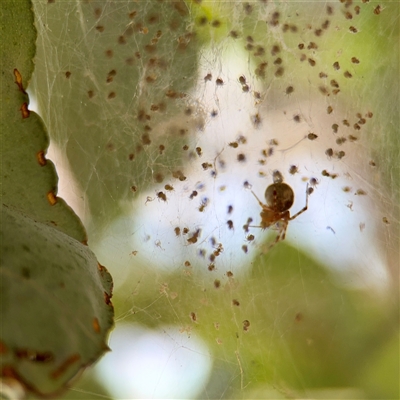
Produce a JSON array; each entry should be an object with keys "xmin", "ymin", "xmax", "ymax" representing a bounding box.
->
[{"xmin": 21, "ymin": 267, "xmax": 30, "ymax": 279}]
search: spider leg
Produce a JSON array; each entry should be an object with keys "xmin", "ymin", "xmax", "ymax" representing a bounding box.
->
[
  {"xmin": 264, "ymin": 219, "xmax": 288, "ymax": 251},
  {"xmin": 279, "ymin": 224, "xmax": 287, "ymax": 241},
  {"xmin": 289, "ymin": 183, "xmax": 309, "ymax": 221},
  {"xmin": 257, "ymin": 232, "xmax": 280, "ymax": 254},
  {"xmin": 268, "ymin": 233, "xmax": 282, "ymax": 249},
  {"xmin": 251, "ymin": 191, "xmax": 266, "ymax": 208}
]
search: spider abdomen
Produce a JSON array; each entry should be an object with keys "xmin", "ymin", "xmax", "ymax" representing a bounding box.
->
[{"xmin": 265, "ymin": 183, "xmax": 295, "ymax": 212}]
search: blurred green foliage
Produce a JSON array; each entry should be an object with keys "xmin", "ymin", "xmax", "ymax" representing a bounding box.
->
[{"xmin": 107, "ymin": 243, "xmax": 398, "ymax": 399}]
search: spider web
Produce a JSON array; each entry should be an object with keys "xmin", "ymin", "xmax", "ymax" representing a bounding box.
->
[{"xmin": 30, "ymin": 1, "xmax": 399, "ymax": 399}]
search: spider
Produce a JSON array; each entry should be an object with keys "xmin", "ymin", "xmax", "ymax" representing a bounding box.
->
[{"xmin": 250, "ymin": 170, "xmax": 309, "ymax": 249}]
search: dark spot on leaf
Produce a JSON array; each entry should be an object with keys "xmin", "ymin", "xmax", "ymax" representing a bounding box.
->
[
  {"xmin": 36, "ymin": 151, "xmax": 47, "ymax": 166},
  {"xmin": 50, "ymin": 354, "xmax": 80, "ymax": 379},
  {"xmin": 20, "ymin": 103, "xmax": 30, "ymax": 119},
  {"xmin": 15, "ymin": 349, "xmax": 54, "ymax": 363},
  {"xmin": 13, "ymin": 69, "xmax": 26, "ymax": 94},
  {"xmin": 21, "ymin": 267, "xmax": 30, "ymax": 278},
  {"xmin": 47, "ymin": 192, "xmax": 57, "ymax": 206},
  {"xmin": 93, "ymin": 318, "xmax": 101, "ymax": 333},
  {"xmin": 104, "ymin": 291, "xmax": 112, "ymax": 306}
]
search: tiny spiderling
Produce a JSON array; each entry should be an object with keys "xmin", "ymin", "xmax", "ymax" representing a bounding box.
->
[{"xmin": 307, "ymin": 133, "xmax": 318, "ymax": 140}]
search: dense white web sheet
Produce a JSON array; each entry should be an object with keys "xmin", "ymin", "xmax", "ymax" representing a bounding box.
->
[
  {"xmin": 30, "ymin": 1, "xmax": 399, "ymax": 398},
  {"xmin": 95, "ymin": 49, "xmax": 390, "ymax": 289}
]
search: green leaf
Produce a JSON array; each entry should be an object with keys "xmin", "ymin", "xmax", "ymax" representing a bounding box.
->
[
  {"xmin": 0, "ymin": 205, "xmax": 113, "ymax": 396},
  {"xmin": 0, "ymin": 0, "xmax": 114, "ymax": 396},
  {"xmin": 1, "ymin": 0, "xmax": 86, "ymax": 241}
]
